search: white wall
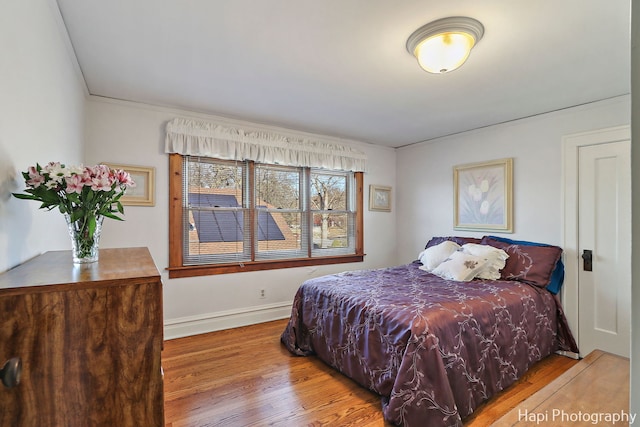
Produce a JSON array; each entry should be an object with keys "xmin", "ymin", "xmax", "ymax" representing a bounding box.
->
[
  {"xmin": 0, "ymin": 0, "xmax": 87, "ymax": 272},
  {"xmin": 84, "ymin": 97, "xmax": 397, "ymax": 339},
  {"xmin": 395, "ymin": 96, "xmax": 631, "ymax": 264},
  {"xmin": 630, "ymin": 0, "xmax": 639, "ymax": 414}
]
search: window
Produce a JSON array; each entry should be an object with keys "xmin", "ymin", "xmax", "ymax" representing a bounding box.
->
[{"xmin": 168, "ymin": 154, "xmax": 364, "ymax": 278}]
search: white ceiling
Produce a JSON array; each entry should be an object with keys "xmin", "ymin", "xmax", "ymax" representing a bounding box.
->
[{"xmin": 54, "ymin": 0, "xmax": 630, "ymax": 148}]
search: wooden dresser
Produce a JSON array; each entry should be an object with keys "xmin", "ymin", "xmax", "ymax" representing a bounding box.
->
[{"xmin": 0, "ymin": 247, "xmax": 164, "ymax": 427}]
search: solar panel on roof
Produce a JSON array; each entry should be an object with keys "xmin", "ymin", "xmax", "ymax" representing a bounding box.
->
[
  {"xmin": 257, "ymin": 211, "xmax": 285, "ymax": 241},
  {"xmin": 189, "ymin": 193, "xmax": 239, "ymax": 207},
  {"xmin": 189, "ymin": 193, "xmax": 285, "ymax": 243}
]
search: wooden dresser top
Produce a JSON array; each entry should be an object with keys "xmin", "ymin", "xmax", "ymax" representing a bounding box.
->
[{"xmin": 0, "ymin": 247, "xmax": 160, "ymax": 295}]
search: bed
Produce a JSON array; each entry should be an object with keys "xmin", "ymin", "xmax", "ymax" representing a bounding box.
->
[{"xmin": 281, "ymin": 236, "xmax": 578, "ymax": 426}]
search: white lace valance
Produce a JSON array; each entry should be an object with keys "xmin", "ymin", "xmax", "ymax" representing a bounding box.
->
[{"xmin": 164, "ymin": 118, "xmax": 367, "ymax": 172}]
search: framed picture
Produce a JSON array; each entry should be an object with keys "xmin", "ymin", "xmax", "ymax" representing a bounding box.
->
[
  {"xmin": 105, "ymin": 163, "xmax": 155, "ymax": 206},
  {"xmin": 369, "ymin": 185, "xmax": 391, "ymax": 212},
  {"xmin": 453, "ymin": 158, "xmax": 513, "ymax": 232}
]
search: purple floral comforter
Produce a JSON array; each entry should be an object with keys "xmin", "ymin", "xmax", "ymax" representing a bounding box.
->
[{"xmin": 281, "ymin": 262, "xmax": 578, "ymax": 426}]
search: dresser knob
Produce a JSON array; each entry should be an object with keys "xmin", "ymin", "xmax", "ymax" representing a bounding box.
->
[{"xmin": 0, "ymin": 357, "xmax": 22, "ymax": 388}]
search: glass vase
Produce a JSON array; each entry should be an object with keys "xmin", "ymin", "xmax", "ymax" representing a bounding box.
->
[{"xmin": 64, "ymin": 213, "xmax": 104, "ymax": 263}]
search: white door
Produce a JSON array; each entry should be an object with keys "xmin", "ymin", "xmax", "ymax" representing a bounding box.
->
[{"xmin": 577, "ymin": 140, "xmax": 631, "ymax": 358}]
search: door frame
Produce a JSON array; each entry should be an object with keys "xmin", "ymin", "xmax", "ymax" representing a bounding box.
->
[{"xmin": 561, "ymin": 125, "xmax": 630, "ymax": 352}]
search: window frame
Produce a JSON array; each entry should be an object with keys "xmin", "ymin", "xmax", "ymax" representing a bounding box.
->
[{"xmin": 168, "ymin": 154, "xmax": 364, "ymax": 278}]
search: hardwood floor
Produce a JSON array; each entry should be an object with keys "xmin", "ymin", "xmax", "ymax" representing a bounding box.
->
[
  {"xmin": 163, "ymin": 319, "xmax": 578, "ymax": 427},
  {"xmin": 495, "ymin": 350, "xmax": 630, "ymax": 426}
]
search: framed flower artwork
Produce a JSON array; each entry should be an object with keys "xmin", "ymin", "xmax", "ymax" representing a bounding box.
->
[
  {"xmin": 369, "ymin": 185, "xmax": 391, "ymax": 212},
  {"xmin": 453, "ymin": 158, "xmax": 513, "ymax": 232},
  {"xmin": 104, "ymin": 163, "xmax": 155, "ymax": 206}
]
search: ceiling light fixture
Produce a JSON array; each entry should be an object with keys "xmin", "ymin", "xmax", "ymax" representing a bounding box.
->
[{"xmin": 406, "ymin": 16, "xmax": 484, "ymax": 74}]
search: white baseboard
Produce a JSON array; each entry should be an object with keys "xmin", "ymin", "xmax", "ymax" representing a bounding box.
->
[{"xmin": 163, "ymin": 302, "xmax": 293, "ymax": 340}]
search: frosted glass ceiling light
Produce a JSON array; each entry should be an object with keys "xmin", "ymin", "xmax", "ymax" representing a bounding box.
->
[{"xmin": 406, "ymin": 17, "xmax": 484, "ymax": 74}]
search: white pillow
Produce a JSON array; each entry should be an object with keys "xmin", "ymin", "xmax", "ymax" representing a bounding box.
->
[
  {"xmin": 460, "ymin": 243, "xmax": 509, "ymax": 280},
  {"xmin": 431, "ymin": 251, "xmax": 488, "ymax": 282},
  {"xmin": 460, "ymin": 243, "xmax": 508, "ymax": 260},
  {"xmin": 418, "ymin": 241, "xmax": 461, "ymax": 272}
]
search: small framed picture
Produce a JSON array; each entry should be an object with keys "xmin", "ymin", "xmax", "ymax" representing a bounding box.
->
[
  {"xmin": 105, "ymin": 163, "xmax": 155, "ymax": 206},
  {"xmin": 453, "ymin": 158, "xmax": 513, "ymax": 232},
  {"xmin": 369, "ymin": 185, "xmax": 391, "ymax": 212}
]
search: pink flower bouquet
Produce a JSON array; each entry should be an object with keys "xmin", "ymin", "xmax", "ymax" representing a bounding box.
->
[{"xmin": 13, "ymin": 162, "xmax": 135, "ymax": 262}]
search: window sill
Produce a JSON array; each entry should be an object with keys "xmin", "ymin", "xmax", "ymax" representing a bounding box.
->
[{"xmin": 167, "ymin": 253, "xmax": 365, "ymax": 278}]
